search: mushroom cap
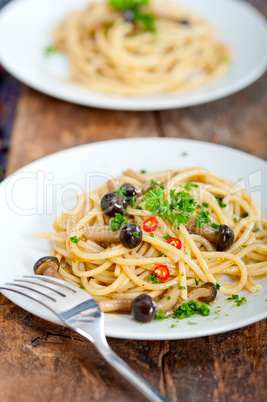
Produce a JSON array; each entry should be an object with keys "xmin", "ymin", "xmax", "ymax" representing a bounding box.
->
[
  {"xmin": 198, "ymin": 282, "xmax": 217, "ymax": 303},
  {"xmin": 33, "ymin": 256, "xmax": 60, "ymax": 275}
]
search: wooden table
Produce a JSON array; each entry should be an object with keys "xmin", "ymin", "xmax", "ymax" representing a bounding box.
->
[{"xmin": 1, "ymin": 1, "xmax": 267, "ymax": 400}]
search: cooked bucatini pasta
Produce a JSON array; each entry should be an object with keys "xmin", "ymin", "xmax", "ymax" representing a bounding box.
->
[
  {"xmin": 52, "ymin": 0, "xmax": 231, "ymax": 95},
  {"xmin": 34, "ymin": 167, "xmax": 267, "ymax": 320}
]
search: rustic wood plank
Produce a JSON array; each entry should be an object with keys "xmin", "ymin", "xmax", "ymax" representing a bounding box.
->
[
  {"xmin": 158, "ymin": 73, "xmax": 267, "ymax": 160},
  {"xmin": 7, "ymin": 86, "xmax": 159, "ymax": 175}
]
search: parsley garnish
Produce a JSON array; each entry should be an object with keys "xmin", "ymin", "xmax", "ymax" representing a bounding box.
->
[
  {"xmin": 202, "ymin": 202, "xmax": 209, "ymax": 208},
  {"xmin": 70, "ymin": 236, "xmax": 80, "ymax": 244},
  {"xmin": 194, "ymin": 277, "xmax": 199, "ymax": 286},
  {"xmin": 184, "ymin": 182, "xmax": 199, "ymax": 191},
  {"xmin": 45, "ymin": 45, "xmax": 58, "ymax": 56},
  {"xmin": 110, "ymin": 213, "xmax": 128, "ymax": 231},
  {"xmin": 155, "ymin": 309, "xmax": 167, "ymax": 320},
  {"xmin": 216, "ymin": 197, "xmax": 226, "ymax": 208},
  {"xmin": 163, "ymin": 234, "xmax": 172, "ymax": 240},
  {"xmin": 178, "ymin": 286, "xmax": 186, "ymax": 290},
  {"xmin": 195, "ymin": 210, "xmax": 211, "ymax": 227},
  {"xmin": 253, "ymin": 227, "xmax": 260, "ymax": 232},
  {"xmin": 109, "ymin": 0, "xmax": 156, "ymax": 32},
  {"xmin": 233, "ymin": 218, "xmax": 238, "ymax": 223},
  {"xmin": 213, "ymin": 283, "xmax": 221, "ymax": 290},
  {"xmin": 140, "ymin": 169, "xmax": 146, "ymax": 174},
  {"xmin": 167, "ymin": 296, "xmax": 171, "ymax": 300},
  {"xmin": 132, "ymin": 231, "xmax": 140, "ymax": 238},
  {"xmin": 147, "ymin": 273, "xmax": 159, "ymax": 283},
  {"xmin": 173, "ymin": 300, "xmax": 210, "ymax": 319},
  {"xmin": 227, "ymin": 294, "xmax": 247, "ymax": 306},
  {"xmin": 79, "ymin": 285, "xmax": 85, "ymax": 290},
  {"xmin": 159, "ymin": 253, "xmax": 164, "ymax": 257},
  {"xmin": 149, "ymin": 179, "xmax": 159, "ymax": 189},
  {"xmin": 149, "ymin": 233, "xmax": 154, "ymax": 238},
  {"xmin": 135, "ymin": 205, "xmax": 142, "ymax": 210},
  {"xmin": 242, "ymin": 212, "xmax": 249, "ymax": 218}
]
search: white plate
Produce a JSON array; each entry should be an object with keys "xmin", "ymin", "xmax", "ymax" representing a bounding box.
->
[
  {"xmin": 0, "ymin": 0, "xmax": 267, "ymax": 110},
  {"xmin": 0, "ymin": 138, "xmax": 266, "ymax": 340}
]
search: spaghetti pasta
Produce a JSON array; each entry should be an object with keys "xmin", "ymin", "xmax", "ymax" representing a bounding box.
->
[
  {"xmin": 35, "ymin": 167, "xmax": 267, "ymax": 318},
  {"xmin": 52, "ymin": 0, "xmax": 231, "ymax": 95}
]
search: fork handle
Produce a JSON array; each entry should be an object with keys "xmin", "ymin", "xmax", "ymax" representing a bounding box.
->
[{"xmin": 92, "ymin": 337, "xmax": 169, "ymax": 402}]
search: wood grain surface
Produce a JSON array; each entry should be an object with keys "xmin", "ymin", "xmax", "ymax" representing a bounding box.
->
[{"xmin": 1, "ymin": 1, "xmax": 267, "ymax": 401}]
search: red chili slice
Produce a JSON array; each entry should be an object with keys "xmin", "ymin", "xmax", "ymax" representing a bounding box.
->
[
  {"xmin": 154, "ymin": 265, "xmax": 170, "ymax": 281},
  {"xmin": 167, "ymin": 237, "xmax": 182, "ymax": 250},
  {"xmin": 143, "ymin": 217, "xmax": 158, "ymax": 232}
]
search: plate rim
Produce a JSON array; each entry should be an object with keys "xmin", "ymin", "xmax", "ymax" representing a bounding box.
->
[
  {"xmin": 0, "ymin": 0, "xmax": 267, "ymax": 110},
  {"xmin": 0, "ymin": 137, "xmax": 267, "ymax": 340}
]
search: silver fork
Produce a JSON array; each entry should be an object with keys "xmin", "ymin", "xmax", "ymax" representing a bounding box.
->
[{"xmin": 0, "ymin": 275, "xmax": 169, "ymax": 402}]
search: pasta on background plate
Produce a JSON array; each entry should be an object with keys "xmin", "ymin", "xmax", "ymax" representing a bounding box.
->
[
  {"xmin": 51, "ymin": 0, "xmax": 231, "ymax": 95},
  {"xmin": 34, "ymin": 167, "xmax": 267, "ymax": 322}
]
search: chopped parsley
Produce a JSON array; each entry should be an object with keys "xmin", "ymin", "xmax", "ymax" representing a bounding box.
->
[
  {"xmin": 147, "ymin": 273, "xmax": 159, "ymax": 283},
  {"xmin": 45, "ymin": 44, "xmax": 58, "ymax": 56},
  {"xmin": 140, "ymin": 169, "xmax": 147, "ymax": 174},
  {"xmin": 194, "ymin": 277, "xmax": 199, "ymax": 286},
  {"xmin": 242, "ymin": 212, "xmax": 249, "ymax": 218},
  {"xmin": 181, "ymin": 152, "xmax": 188, "ymax": 157},
  {"xmin": 178, "ymin": 286, "xmax": 186, "ymax": 290},
  {"xmin": 242, "ymin": 245, "xmax": 248, "ymax": 248},
  {"xmin": 167, "ymin": 296, "xmax": 171, "ymax": 300},
  {"xmin": 109, "ymin": 0, "xmax": 156, "ymax": 32},
  {"xmin": 135, "ymin": 205, "xmax": 142, "ymax": 210},
  {"xmin": 216, "ymin": 197, "xmax": 227, "ymax": 208},
  {"xmin": 149, "ymin": 232, "xmax": 154, "ymax": 238},
  {"xmin": 184, "ymin": 182, "xmax": 199, "ymax": 191},
  {"xmin": 173, "ymin": 300, "xmax": 210, "ymax": 319},
  {"xmin": 155, "ymin": 309, "xmax": 168, "ymax": 320},
  {"xmin": 70, "ymin": 236, "xmax": 80, "ymax": 244},
  {"xmin": 227, "ymin": 294, "xmax": 247, "ymax": 306},
  {"xmin": 110, "ymin": 213, "xmax": 128, "ymax": 231},
  {"xmin": 79, "ymin": 285, "xmax": 85, "ymax": 290},
  {"xmin": 195, "ymin": 210, "xmax": 211, "ymax": 227},
  {"xmin": 233, "ymin": 218, "xmax": 238, "ymax": 223},
  {"xmin": 213, "ymin": 282, "xmax": 221, "ymax": 290},
  {"xmin": 132, "ymin": 231, "xmax": 140, "ymax": 238},
  {"xmin": 163, "ymin": 234, "xmax": 172, "ymax": 240},
  {"xmin": 159, "ymin": 253, "xmax": 165, "ymax": 257},
  {"xmin": 202, "ymin": 202, "xmax": 209, "ymax": 208},
  {"xmin": 253, "ymin": 227, "xmax": 260, "ymax": 232}
]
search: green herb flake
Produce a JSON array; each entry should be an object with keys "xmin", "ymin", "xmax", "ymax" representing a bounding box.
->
[
  {"xmin": 213, "ymin": 283, "xmax": 221, "ymax": 290},
  {"xmin": 181, "ymin": 152, "xmax": 188, "ymax": 157},
  {"xmin": 233, "ymin": 218, "xmax": 238, "ymax": 223},
  {"xmin": 159, "ymin": 253, "xmax": 165, "ymax": 257},
  {"xmin": 133, "ymin": 232, "xmax": 139, "ymax": 238},
  {"xmin": 167, "ymin": 296, "xmax": 171, "ymax": 300},
  {"xmin": 242, "ymin": 212, "xmax": 249, "ymax": 218},
  {"xmin": 110, "ymin": 213, "xmax": 128, "ymax": 231},
  {"xmin": 227, "ymin": 294, "xmax": 247, "ymax": 306},
  {"xmin": 194, "ymin": 277, "xmax": 199, "ymax": 286},
  {"xmin": 140, "ymin": 169, "xmax": 147, "ymax": 174},
  {"xmin": 184, "ymin": 182, "xmax": 199, "ymax": 191},
  {"xmin": 180, "ymin": 273, "xmax": 184, "ymax": 277},
  {"xmin": 70, "ymin": 236, "xmax": 80, "ymax": 244},
  {"xmin": 149, "ymin": 232, "xmax": 155, "ymax": 238},
  {"xmin": 216, "ymin": 197, "xmax": 227, "ymax": 208},
  {"xmin": 253, "ymin": 227, "xmax": 260, "ymax": 232},
  {"xmin": 242, "ymin": 245, "xmax": 248, "ymax": 248},
  {"xmin": 188, "ymin": 321, "xmax": 197, "ymax": 325},
  {"xmin": 79, "ymin": 285, "xmax": 85, "ymax": 290},
  {"xmin": 45, "ymin": 44, "xmax": 58, "ymax": 56},
  {"xmin": 135, "ymin": 205, "xmax": 142, "ymax": 210},
  {"xmin": 202, "ymin": 202, "xmax": 209, "ymax": 208},
  {"xmin": 147, "ymin": 273, "xmax": 159, "ymax": 283},
  {"xmin": 178, "ymin": 286, "xmax": 186, "ymax": 290},
  {"xmin": 173, "ymin": 300, "xmax": 210, "ymax": 319},
  {"xmin": 155, "ymin": 309, "xmax": 167, "ymax": 320}
]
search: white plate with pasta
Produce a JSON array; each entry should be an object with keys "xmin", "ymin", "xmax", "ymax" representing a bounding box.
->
[
  {"xmin": 0, "ymin": 138, "xmax": 266, "ymax": 340},
  {"xmin": 0, "ymin": 0, "xmax": 267, "ymax": 110}
]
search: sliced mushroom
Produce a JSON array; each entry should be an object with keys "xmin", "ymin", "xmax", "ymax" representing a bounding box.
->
[
  {"xmin": 198, "ymin": 282, "xmax": 217, "ymax": 303},
  {"xmin": 98, "ymin": 298, "xmax": 132, "ymax": 312},
  {"xmin": 186, "ymin": 219, "xmax": 234, "ymax": 251},
  {"xmin": 33, "ymin": 256, "xmax": 62, "ymax": 279},
  {"xmin": 107, "ymin": 179, "xmax": 119, "ymax": 192},
  {"xmin": 84, "ymin": 225, "xmax": 120, "ymax": 243}
]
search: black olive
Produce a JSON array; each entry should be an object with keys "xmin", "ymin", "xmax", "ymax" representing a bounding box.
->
[
  {"xmin": 178, "ymin": 19, "xmax": 190, "ymax": 25},
  {"xmin": 121, "ymin": 183, "xmax": 137, "ymax": 202},
  {"xmin": 217, "ymin": 224, "xmax": 235, "ymax": 251},
  {"xmin": 131, "ymin": 294, "xmax": 157, "ymax": 323},
  {"xmin": 120, "ymin": 223, "xmax": 142, "ymax": 249},
  {"xmin": 101, "ymin": 192, "xmax": 126, "ymax": 217},
  {"xmin": 122, "ymin": 10, "xmax": 135, "ymax": 22},
  {"xmin": 198, "ymin": 282, "xmax": 217, "ymax": 303}
]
